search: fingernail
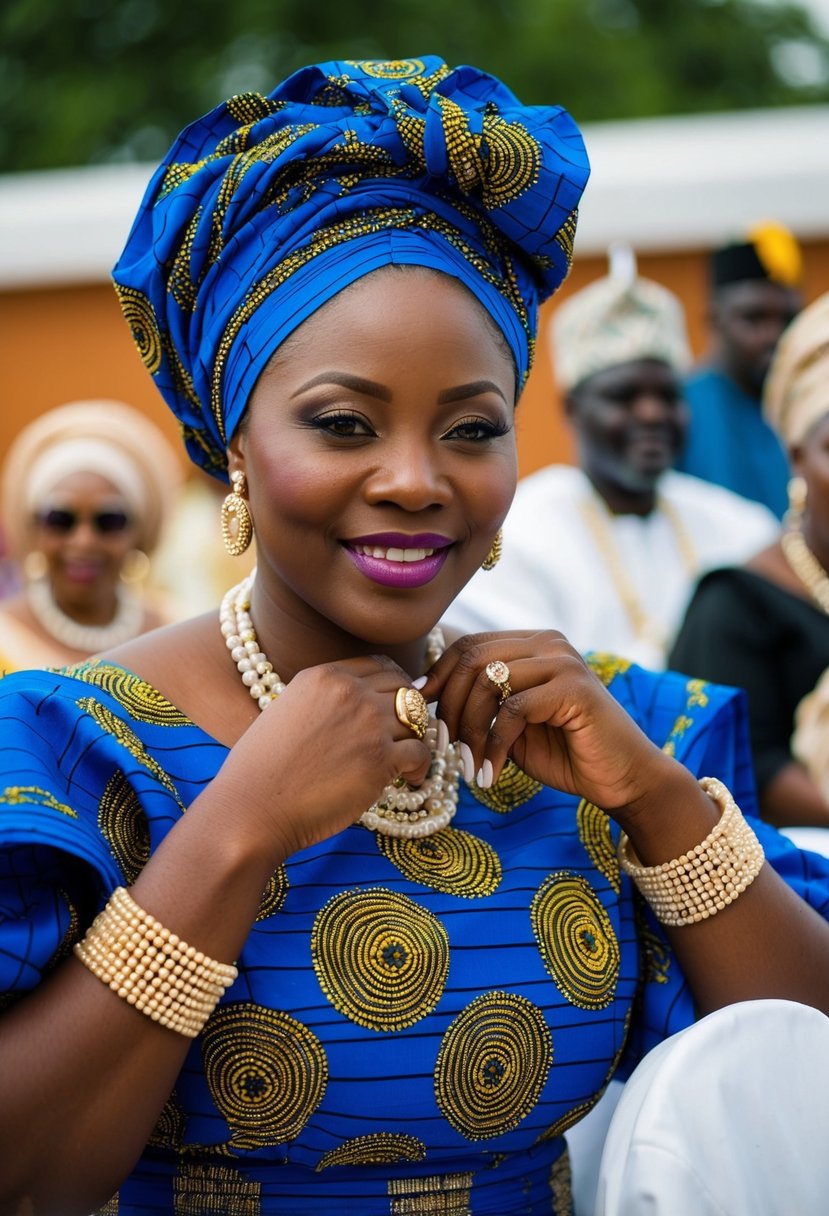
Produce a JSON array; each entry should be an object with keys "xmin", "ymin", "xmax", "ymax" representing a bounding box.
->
[
  {"xmin": 436, "ymin": 718, "xmax": 449, "ymax": 752},
  {"xmin": 477, "ymin": 759, "xmax": 494, "ymax": 789},
  {"xmin": 459, "ymin": 742, "xmax": 475, "ymax": 784},
  {"xmin": 412, "ymin": 675, "xmax": 428, "ymax": 689}
]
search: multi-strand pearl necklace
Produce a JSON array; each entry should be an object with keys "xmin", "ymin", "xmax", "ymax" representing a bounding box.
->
[
  {"xmin": 27, "ymin": 573, "xmax": 144, "ymax": 653},
  {"xmin": 219, "ymin": 573, "xmax": 462, "ymax": 838}
]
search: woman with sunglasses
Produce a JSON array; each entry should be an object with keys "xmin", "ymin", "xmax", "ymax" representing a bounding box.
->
[{"xmin": 0, "ymin": 398, "xmax": 182, "ymax": 670}]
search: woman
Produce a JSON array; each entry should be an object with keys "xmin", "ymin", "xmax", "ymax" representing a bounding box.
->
[
  {"xmin": 0, "ymin": 398, "xmax": 183, "ymax": 669},
  {"xmin": 1, "ymin": 58, "xmax": 829, "ymax": 1216},
  {"xmin": 670, "ymin": 291, "xmax": 829, "ymax": 829}
]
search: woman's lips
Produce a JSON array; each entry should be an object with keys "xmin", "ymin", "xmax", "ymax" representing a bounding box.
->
[
  {"xmin": 61, "ymin": 560, "xmax": 103, "ymax": 585},
  {"xmin": 343, "ymin": 534, "xmax": 453, "ymax": 588}
]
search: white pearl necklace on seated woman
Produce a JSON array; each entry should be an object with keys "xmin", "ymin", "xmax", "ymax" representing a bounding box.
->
[
  {"xmin": 27, "ymin": 572, "xmax": 144, "ymax": 653},
  {"xmin": 219, "ymin": 572, "xmax": 462, "ymax": 838}
]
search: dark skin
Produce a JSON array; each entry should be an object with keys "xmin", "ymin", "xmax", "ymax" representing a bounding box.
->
[
  {"xmin": 565, "ymin": 357, "xmax": 687, "ymax": 515},
  {"xmin": 709, "ymin": 279, "xmax": 801, "ymax": 397},
  {"xmin": 745, "ymin": 412, "xmax": 829, "ymax": 827},
  {"xmin": 3, "ymin": 269, "xmax": 829, "ymax": 1216}
]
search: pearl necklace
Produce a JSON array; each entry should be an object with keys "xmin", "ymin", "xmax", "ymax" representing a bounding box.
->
[
  {"xmin": 27, "ymin": 573, "xmax": 144, "ymax": 653},
  {"xmin": 219, "ymin": 573, "xmax": 462, "ymax": 838},
  {"xmin": 781, "ymin": 525, "xmax": 829, "ymax": 615}
]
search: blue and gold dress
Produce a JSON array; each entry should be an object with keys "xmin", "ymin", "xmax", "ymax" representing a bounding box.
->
[{"xmin": 1, "ymin": 655, "xmax": 828, "ymax": 1215}]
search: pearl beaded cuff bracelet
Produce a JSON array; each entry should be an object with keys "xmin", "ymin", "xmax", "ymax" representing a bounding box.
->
[
  {"xmin": 74, "ymin": 887, "xmax": 238, "ymax": 1038},
  {"xmin": 618, "ymin": 777, "xmax": 765, "ymax": 927}
]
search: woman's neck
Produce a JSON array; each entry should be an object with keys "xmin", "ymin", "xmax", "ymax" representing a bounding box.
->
[{"xmin": 246, "ymin": 575, "xmax": 439, "ymax": 686}]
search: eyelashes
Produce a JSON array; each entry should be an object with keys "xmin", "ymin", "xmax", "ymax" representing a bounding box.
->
[{"xmin": 306, "ymin": 412, "xmax": 511, "ymax": 443}]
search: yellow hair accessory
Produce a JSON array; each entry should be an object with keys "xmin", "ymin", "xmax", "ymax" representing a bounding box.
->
[{"xmin": 747, "ymin": 221, "xmax": 802, "ymax": 288}]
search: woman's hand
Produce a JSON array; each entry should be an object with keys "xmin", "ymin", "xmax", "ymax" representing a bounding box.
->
[
  {"xmin": 421, "ymin": 630, "xmax": 676, "ymax": 819},
  {"xmin": 212, "ymin": 655, "xmax": 434, "ymax": 858}
]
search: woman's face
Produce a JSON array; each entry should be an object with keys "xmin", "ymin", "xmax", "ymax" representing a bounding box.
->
[
  {"xmin": 230, "ymin": 267, "xmax": 518, "ymax": 653},
  {"xmin": 30, "ymin": 471, "xmax": 139, "ymax": 613}
]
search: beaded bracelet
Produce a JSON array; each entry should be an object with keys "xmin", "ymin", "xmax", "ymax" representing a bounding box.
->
[
  {"xmin": 74, "ymin": 887, "xmax": 238, "ymax": 1038},
  {"xmin": 618, "ymin": 777, "xmax": 765, "ymax": 927}
]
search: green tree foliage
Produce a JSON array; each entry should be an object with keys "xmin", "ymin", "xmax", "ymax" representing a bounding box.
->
[{"xmin": 2, "ymin": 0, "xmax": 828, "ymax": 171}]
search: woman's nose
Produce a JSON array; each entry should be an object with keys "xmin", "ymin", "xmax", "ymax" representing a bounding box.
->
[{"xmin": 363, "ymin": 441, "xmax": 452, "ymax": 511}]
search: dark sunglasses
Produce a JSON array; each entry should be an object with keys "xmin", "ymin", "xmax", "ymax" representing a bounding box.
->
[{"xmin": 37, "ymin": 507, "xmax": 133, "ymax": 536}]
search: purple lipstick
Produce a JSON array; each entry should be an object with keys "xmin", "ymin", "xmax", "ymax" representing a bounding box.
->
[{"xmin": 343, "ymin": 532, "xmax": 453, "ymax": 589}]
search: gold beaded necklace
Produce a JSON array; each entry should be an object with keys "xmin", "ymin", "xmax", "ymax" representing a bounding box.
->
[
  {"xmin": 781, "ymin": 525, "xmax": 829, "ymax": 615},
  {"xmin": 578, "ymin": 489, "xmax": 697, "ymax": 653}
]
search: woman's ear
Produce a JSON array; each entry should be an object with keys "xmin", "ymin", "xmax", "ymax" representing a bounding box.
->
[{"xmin": 226, "ymin": 432, "xmax": 246, "ymax": 480}]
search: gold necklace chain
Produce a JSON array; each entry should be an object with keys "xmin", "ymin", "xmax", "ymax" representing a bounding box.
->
[
  {"xmin": 578, "ymin": 489, "xmax": 697, "ymax": 649},
  {"xmin": 781, "ymin": 526, "xmax": 829, "ymax": 615}
]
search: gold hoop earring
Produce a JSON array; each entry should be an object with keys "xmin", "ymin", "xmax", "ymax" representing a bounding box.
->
[
  {"xmin": 221, "ymin": 470, "xmax": 254, "ymax": 556},
  {"xmin": 120, "ymin": 549, "xmax": 150, "ymax": 585},
  {"xmin": 786, "ymin": 476, "xmax": 808, "ymax": 527},
  {"xmin": 481, "ymin": 529, "xmax": 503, "ymax": 571},
  {"xmin": 23, "ymin": 550, "xmax": 48, "ymax": 581}
]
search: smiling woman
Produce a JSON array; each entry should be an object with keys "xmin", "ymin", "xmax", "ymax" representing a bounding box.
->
[
  {"xmin": 0, "ymin": 398, "xmax": 182, "ymax": 670},
  {"xmin": 2, "ymin": 55, "xmax": 829, "ymax": 1216}
]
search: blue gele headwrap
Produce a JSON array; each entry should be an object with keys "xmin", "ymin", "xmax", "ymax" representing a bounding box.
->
[{"xmin": 112, "ymin": 56, "xmax": 590, "ymax": 478}]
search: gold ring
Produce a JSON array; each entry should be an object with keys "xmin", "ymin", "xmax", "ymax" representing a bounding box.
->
[
  {"xmin": 394, "ymin": 686, "xmax": 429, "ymax": 740},
  {"xmin": 485, "ymin": 659, "xmax": 512, "ymax": 704}
]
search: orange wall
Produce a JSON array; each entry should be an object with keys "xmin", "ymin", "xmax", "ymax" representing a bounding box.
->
[{"xmin": 2, "ymin": 237, "xmax": 828, "ymax": 481}]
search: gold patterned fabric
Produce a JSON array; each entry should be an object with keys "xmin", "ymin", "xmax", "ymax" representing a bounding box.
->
[
  {"xmin": 311, "ymin": 888, "xmax": 449, "ymax": 1030},
  {"xmin": 0, "ymin": 658, "xmax": 807, "ymax": 1213},
  {"xmin": 434, "ymin": 991, "xmax": 553, "ymax": 1139}
]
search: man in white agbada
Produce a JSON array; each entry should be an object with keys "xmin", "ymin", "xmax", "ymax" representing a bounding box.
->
[{"xmin": 443, "ymin": 261, "xmax": 779, "ymax": 669}]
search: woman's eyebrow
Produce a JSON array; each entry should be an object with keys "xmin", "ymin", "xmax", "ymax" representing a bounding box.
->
[
  {"xmin": 291, "ymin": 372, "xmax": 392, "ymax": 401},
  {"xmin": 437, "ymin": 380, "xmax": 509, "ymax": 404}
]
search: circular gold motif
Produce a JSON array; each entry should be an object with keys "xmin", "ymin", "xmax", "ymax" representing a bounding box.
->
[
  {"xmin": 311, "ymin": 888, "xmax": 449, "ymax": 1030},
  {"xmin": 377, "ymin": 827, "xmax": 502, "ymax": 898},
  {"xmin": 98, "ymin": 770, "xmax": 150, "ymax": 884},
  {"xmin": 434, "ymin": 991, "xmax": 552, "ymax": 1140},
  {"xmin": 577, "ymin": 799, "xmax": 621, "ymax": 894},
  {"xmin": 530, "ymin": 873, "xmax": 620, "ymax": 1009},
  {"xmin": 113, "ymin": 283, "xmax": 162, "ymax": 374},
  {"xmin": 394, "ymin": 686, "xmax": 429, "ymax": 740},
  {"xmin": 254, "ymin": 865, "xmax": 289, "ymax": 922},
  {"xmin": 315, "ymin": 1132, "xmax": 426, "ymax": 1171},
  {"xmin": 356, "ymin": 59, "xmax": 426, "ymax": 79},
  {"xmin": 468, "ymin": 757, "xmax": 542, "ymax": 814},
  {"xmin": 480, "ymin": 114, "xmax": 541, "ymax": 210},
  {"xmin": 147, "ymin": 1092, "xmax": 185, "ymax": 1149},
  {"xmin": 201, "ymin": 1001, "xmax": 328, "ymax": 1148}
]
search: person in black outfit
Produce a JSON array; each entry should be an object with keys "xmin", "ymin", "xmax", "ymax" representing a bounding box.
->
[{"xmin": 670, "ymin": 291, "xmax": 829, "ymax": 829}]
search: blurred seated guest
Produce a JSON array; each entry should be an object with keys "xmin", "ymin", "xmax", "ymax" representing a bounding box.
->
[
  {"xmin": 0, "ymin": 399, "xmax": 182, "ymax": 671},
  {"xmin": 675, "ymin": 221, "xmax": 802, "ymax": 519},
  {"xmin": 670, "ymin": 291, "xmax": 829, "ymax": 828},
  {"xmin": 444, "ymin": 262, "xmax": 778, "ymax": 669}
]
